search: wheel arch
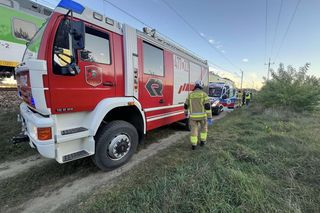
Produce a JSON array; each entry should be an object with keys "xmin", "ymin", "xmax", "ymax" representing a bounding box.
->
[{"xmin": 86, "ymin": 97, "xmax": 146, "ymax": 142}]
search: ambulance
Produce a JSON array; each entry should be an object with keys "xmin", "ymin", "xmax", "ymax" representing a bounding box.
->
[{"xmin": 208, "ymin": 82, "xmax": 237, "ymax": 115}]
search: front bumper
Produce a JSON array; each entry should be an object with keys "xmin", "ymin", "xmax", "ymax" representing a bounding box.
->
[{"xmin": 19, "ymin": 102, "xmax": 55, "ymax": 159}]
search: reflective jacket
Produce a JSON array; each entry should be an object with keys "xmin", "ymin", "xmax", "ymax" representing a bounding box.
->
[
  {"xmin": 245, "ymin": 93, "xmax": 251, "ymax": 100},
  {"xmin": 185, "ymin": 88, "xmax": 212, "ymax": 120},
  {"xmin": 237, "ymin": 91, "xmax": 242, "ymax": 99}
]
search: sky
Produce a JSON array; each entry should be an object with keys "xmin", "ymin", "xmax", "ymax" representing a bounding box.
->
[{"xmin": 32, "ymin": 0, "xmax": 320, "ymax": 89}]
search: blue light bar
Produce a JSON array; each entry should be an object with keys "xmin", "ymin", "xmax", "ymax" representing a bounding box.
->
[
  {"xmin": 57, "ymin": 0, "xmax": 85, "ymax": 14},
  {"xmin": 31, "ymin": 97, "xmax": 35, "ymax": 107}
]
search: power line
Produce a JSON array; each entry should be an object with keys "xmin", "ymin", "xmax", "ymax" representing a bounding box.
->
[
  {"xmin": 103, "ymin": 0, "xmax": 235, "ymax": 76},
  {"xmin": 103, "ymin": 0, "xmax": 210, "ymax": 62},
  {"xmin": 160, "ymin": 0, "xmax": 243, "ymax": 73},
  {"xmin": 264, "ymin": 0, "xmax": 268, "ymax": 63},
  {"xmin": 103, "ymin": 0, "xmax": 151, "ymax": 29},
  {"xmin": 46, "ymin": 0, "xmax": 236, "ymax": 77},
  {"xmin": 274, "ymin": 0, "xmax": 302, "ymax": 62},
  {"xmin": 270, "ymin": 0, "xmax": 283, "ymax": 58}
]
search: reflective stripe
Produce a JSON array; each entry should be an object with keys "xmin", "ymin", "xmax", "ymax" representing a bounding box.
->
[
  {"xmin": 206, "ymin": 110, "xmax": 211, "ymax": 114},
  {"xmin": 189, "ymin": 92, "xmax": 203, "ymax": 99},
  {"xmin": 190, "ymin": 113, "xmax": 207, "ymax": 118},
  {"xmin": 190, "ymin": 136, "xmax": 197, "ymax": 145},
  {"xmin": 200, "ymin": 132, "xmax": 207, "ymax": 141}
]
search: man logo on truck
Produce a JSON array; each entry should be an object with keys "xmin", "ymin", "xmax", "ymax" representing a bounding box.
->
[{"xmin": 146, "ymin": 78, "xmax": 163, "ymax": 97}]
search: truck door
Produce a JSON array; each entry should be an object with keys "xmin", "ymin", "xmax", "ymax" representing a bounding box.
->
[
  {"xmin": 50, "ymin": 19, "xmax": 116, "ymax": 113},
  {"xmin": 77, "ymin": 26, "xmax": 116, "ymax": 96},
  {"xmin": 138, "ymin": 40, "xmax": 173, "ymax": 109}
]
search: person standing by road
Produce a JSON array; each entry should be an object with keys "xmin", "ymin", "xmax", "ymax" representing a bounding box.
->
[
  {"xmin": 242, "ymin": 90, "xmax": 246, "ymax": 106},
  {"xmin": 184, "ymin": 80, "xmax": 213, "ymax": 150},
  {"xmin": 237, "ymin": 90, "xmax": 242, "ymax": 108},
  {"xmin": 245, "ymin": 91, "xmax": 251, "ymax": 107}
]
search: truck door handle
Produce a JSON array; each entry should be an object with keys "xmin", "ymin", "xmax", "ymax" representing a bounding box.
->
[
  {"xmin": 103, "ymin": 81, "xmax": 114, "ymax": 87},
  {"xmin": 159, "ymin": 99, "xmax": 164, "ymax": 104}
]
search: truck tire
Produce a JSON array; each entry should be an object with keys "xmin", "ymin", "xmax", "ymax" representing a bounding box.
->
[{"xmin": 93, "ymin": 120, "xmax": 138, "ymax": 171}]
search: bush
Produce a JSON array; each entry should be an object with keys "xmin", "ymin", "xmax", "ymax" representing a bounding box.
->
[{"xmin": 256, "ymin": 63, "xmax": 320, "ymax": 112}]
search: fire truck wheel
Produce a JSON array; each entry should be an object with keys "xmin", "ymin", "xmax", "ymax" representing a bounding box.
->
[{"xmin": 93, "ymin": 120, "xmax": 138, "ymax": 171}]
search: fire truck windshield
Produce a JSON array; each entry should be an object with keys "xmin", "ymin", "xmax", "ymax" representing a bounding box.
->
[
  {"xmin": 23, "ymin": 22, "xmax": 48, "ymax": 61},
  {"xmin": 209, "ymin": 87, "xmax": 222, "ymax": 98}
]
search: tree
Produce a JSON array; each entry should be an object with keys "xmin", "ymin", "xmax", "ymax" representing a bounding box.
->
[{"xmin": 257, "ymin": 63, "xmax": 320, "ymax": 112}]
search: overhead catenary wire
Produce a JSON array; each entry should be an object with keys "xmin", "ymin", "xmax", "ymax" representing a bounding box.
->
[
  {"xmin": 102, "ymin": 1, "xmax": 208, "ymax": 61},
  {"xmin": 44, "ymin": 0, "xmax": 237, "ymax": 77},
  {"xmin": 274, "ymin": 0, "xmax": 302, "ymax": 63},
  {"xmin": 270, "ymin": 0, "xmax": 283, "ymax": 58},
  {"xmin": 103, "ymin": 0, "xmax": 235, "ymax": 75},
  {"xmin": 264, "ymin": 0, "xmax": 268, "ymax": 63},
  {"xmin": 160, "ymin": 0, "xmax": 244, "ymax": 74}
]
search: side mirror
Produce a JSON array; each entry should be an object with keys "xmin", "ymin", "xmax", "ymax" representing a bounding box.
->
[
  {"xmin": 70, "ymin": 20, "xmax": 85, "ymax": 50},
  {"xmin": 68, "ymin": 20, "xmax": 85, "ymax": 75}
]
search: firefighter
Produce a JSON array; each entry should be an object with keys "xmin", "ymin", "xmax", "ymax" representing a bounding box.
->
[
  {"xmin": 242, "ymin": 90, "xmax": 246, "ymax": 106},
  {"xmin": 245, "ymin": 91, "xmax": 251, "ymax": 107},
  {"xmin": 237, "ymin": 90, "xmax": 242, "ymax": 108},
  {"xmin": 184, "ymin": 80, "xmax": 213, "ymax": 150}
]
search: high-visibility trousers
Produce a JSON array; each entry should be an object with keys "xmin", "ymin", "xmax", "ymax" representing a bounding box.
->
[{"xmin": 189, "ymin": 119, "xmax": 208, "ymax": 145}]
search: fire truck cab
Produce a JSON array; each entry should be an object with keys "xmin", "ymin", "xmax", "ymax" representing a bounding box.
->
[{"xmin": 15, "ymin": 0, "xmax": 209, "ymax": 170}]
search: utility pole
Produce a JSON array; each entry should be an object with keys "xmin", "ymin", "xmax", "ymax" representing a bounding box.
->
[
  {"xmin": 265, "ymin": 57, "xmax": 274, "ymax": 80},
  {"xmin": 240, "ymin": 69, "xmax": 244, "ymax": 91}
]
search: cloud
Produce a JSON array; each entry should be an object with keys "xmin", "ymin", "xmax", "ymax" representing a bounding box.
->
[
  {"xmin": 216, "ymin": 45, "xmax": 223, "ymax": 49},
  {"xmin": 221, "ymin": 50, "xmax": 226, "ymax": 53},
  {"xmin": 200, "ymin": 32, "xmax": 205, "ymax": 37},
  {"xmin": 242, "ymin": 58, "xmax": 249, "ymax": 63},
  {"xmin": 208, "ymin": 39, "xmax": 215, "ymax": 44}
]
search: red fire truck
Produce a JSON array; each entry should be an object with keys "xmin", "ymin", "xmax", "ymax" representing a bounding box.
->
[{"xmin": 14, "ymin": 0, "xmax": 209, "ymax": 170}]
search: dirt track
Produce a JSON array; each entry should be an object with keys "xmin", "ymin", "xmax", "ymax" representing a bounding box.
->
[
  {"xmin": 3, "ymin": 112, "xmax": 227, "ymax": 212},
  {"xmin": 0, "ymin": 155, "xmax": 51, "ymax": 181}
]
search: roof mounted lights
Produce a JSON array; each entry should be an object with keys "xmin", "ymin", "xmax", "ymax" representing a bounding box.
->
[
  {"xmin": 57, "ymin": 0, "xmax": 85, "ymax": 14},
  {"xmin": 105, "ymin": 17, "xmax": 114, "ymax": 26},
  {"xmin": 93, "ymin": 12, "xmax": 103, "ymax": 21},
  {"xmin": 143, "ymin": 27, "xmax": 156, "ymax": 38}
]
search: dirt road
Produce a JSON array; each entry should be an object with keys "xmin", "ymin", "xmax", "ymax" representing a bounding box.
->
[
  {"xmin": 0, "ymin": 155, "xmax": 50, "ymax": 181},
  {"xmin": 3, "ymin": 112, "xmax": 227, "ymax": 213}
]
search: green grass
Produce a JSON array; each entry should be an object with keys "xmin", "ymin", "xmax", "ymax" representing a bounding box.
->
[
  {"xmin": 62, "ymin": 108, "xmax": 320, "ymax": 212},
  {"xmin": 0, "ymin": 121, "xmax": 185, "ymax": 211},
  {"xmin": 0, "ymin": 111, "xmax": 36, "ymax": 163}
]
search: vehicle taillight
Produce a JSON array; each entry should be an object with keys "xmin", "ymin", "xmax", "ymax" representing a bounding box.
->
[{"xmin": 37, "ymin": 127, "xmax": 52, "ymax": 140}]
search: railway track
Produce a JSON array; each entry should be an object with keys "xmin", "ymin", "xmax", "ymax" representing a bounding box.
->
[{"xmin": 0, "ymin": 87, "xmax": 17, "ymax": 91}]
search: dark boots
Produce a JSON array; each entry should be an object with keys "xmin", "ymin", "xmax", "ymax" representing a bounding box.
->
[{"xmin": 192, "ymin": 141, "xmax": 206, "ymax": 150}]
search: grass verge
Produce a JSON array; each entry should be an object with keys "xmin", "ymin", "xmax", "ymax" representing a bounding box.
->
[
  {"xmin": 0, "ymin": 122, "xmax": 185, "ymax": 211},
  {"xmin": 62, "ymin": 108, "xmax": 320, "ymax": 212},
  {"xmin": 0, "ymin": 111, "xmax": 36, "ymax": 163}
]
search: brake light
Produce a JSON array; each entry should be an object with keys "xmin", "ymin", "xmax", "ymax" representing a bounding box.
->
[{"xmin": 37, "ymin": 127, "xmax": 52, "ymax": 140}]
